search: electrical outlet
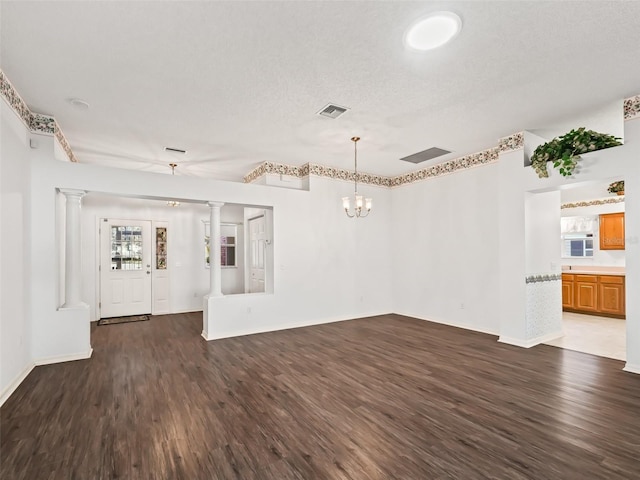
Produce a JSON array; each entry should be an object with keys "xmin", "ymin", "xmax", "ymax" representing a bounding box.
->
[{"xmin": 460, "ymin": 303, "xmax": 465, "ymax": 309}]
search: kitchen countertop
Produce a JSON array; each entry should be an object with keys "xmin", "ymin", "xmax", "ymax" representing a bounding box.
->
[{"xmin": 562, "ymin": 268, "xmax": 625, "ymax": 276}]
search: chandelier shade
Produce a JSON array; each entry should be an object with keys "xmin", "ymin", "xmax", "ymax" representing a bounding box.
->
[
  {"xmin": 167, "ymin": 163, "xmax": 180, "ymax": 207},
  {"xmin": 342, "ymin": 137, "xmax": 372, "ymax": 218}
]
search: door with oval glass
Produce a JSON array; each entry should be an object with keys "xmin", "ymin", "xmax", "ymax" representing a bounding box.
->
[{"xmin": 100, "ymin": 219, "xmax": 152, "ymax": 318}]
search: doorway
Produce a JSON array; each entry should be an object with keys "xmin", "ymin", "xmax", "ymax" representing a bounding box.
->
[
  {"xmin": 543, "ymin": 179, "xmax": 626, "ymax": 360},
  {"xmin": 248, "ymin": 215, "xmax": 266, "ymax": 293},
  {"xmin": 99, "ymin": 218, "xmax": 152, "ymax": 318}
]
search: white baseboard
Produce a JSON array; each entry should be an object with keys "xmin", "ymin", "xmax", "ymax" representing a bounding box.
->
[
  {"xmin": 0, "ymin": 362, "xmax": 36, "ymax": 407},
  {"xmin": 34, "ymin": 348, "xmax": 93, "ymax": 366},
  {"xmin": 499, "ymin": 330, "xmax": 563, "ymax": 349},
  {"xmin": 623, "ymin": 363, "xmax": 640, "ymax": 375},
  {"xmin": 394, "ymin": 311, "xmax": 499, "ymax": 337},
  {"xmin": 201, "ymin": 312, "xmax": 392, "ymax": 341}
]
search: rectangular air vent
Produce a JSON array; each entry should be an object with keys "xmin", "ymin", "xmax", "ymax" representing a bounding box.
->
[
  {"xmin": 400, "ymin": 147, "xmax": 451, "ymax": 164},
  {"xmin": 164, "ymin": 146, "xmax": 187, "ymax": 154},
  {"xmin": 317, "ymin": 103, "xmax": 349, "ymax": 119}
]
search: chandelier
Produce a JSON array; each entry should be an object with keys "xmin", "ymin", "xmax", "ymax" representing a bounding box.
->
[
  {"xmin": 342, "ymin": 136, "xmax": 372, "ymax": 218},
  {"xmin": 167, "ymin": 163, "xmax": 180, "ymax": 207}
]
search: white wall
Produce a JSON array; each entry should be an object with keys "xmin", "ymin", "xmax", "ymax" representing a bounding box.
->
[
  {"xmin": 28, "ymin": 156, "xmax": 393, "ymax": 358},
  {"xmin": 391, "ymin": 163, "xmax": 501, "ymax": 335},
  {"xmin": 0, "ymin": 101, "xmax": 32, "ymax": 403}
]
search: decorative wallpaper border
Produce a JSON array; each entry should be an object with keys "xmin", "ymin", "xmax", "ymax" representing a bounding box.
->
[
  {"xmin": 498, "ymin": 131, "xmax": 524, "ymax": 152},
  {"xmin": 390, "ymin": 147, "xmax": 499, "ymax": 187},
  {"xmin": 561, "ymin": 197, "xmax": 624, "ymax": 209},
  {"xmin": 0, "ymin": 69, "xmax": 77, "ymax": 162},
  {"xmin": 525, "ymin": 274, "xmax": 562, "ymax": 284},
  {"xmin": 0, "ymin": 70, "xmax": 31, "ymax": 126},
  {"xmin": 624, "ymin": 95, "xmax": 640, "ymax": 121},
  {"xmin": 243, "ymin": 161, "xmax": 394, "ymax": 187},
  {"xmin": 244, "ymin": 146, "xmax": 501, "ymax": 188}
]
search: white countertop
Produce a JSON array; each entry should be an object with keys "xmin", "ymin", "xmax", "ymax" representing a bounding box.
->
[{"xmin": 562, "ymin": 269, "xmax": 625, "ymax": 276}]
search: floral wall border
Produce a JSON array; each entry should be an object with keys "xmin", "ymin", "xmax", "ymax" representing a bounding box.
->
[
  {"xmin": 561, "ymin": 197, "xmax": 624, "ymax": 210},
  {"xmin": 498, "ymin": 131, "xmax": 524, "ymax": 152},
  {"xmin": 244, "ymin": 145, "xmax": 505, "ymax": 188},
  {"xmin": 0, "ymin": 70, "xmax": 77, "ymax": 162},
  {"xmin": 525, "ymin": 273, "xmax": 562, "ymax": 284},
  {"xmin": 624, "ymin": 95, "xmax": 640, "ymax": 121}
]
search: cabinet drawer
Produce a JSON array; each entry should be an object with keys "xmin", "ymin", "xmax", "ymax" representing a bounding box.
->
[
  {"xmin": 599, "ymin": 275, "xmax": 624, "ymax": 284},
  {"xmin": 562, "ymin": 274, "xmax": 574, "ymax": 281},
  {"xmin": 574, "ymin": 275, "xmax": 597, "ymax": 283}
]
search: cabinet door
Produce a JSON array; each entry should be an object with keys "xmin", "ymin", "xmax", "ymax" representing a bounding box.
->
[
  {"xmin": 600, "ymin": 213, "xmax": 625, "ymax": 250},
  {"xmin": 562, "ymin": 281, "xmax": 574, "ymax": 309},
  {"xmin": 575, "ymin": 278, "xmax": 598, "ymax": 312},
  {"xmin": 598, "ymin": 277, "xmax": 625, "ymax": 316}
]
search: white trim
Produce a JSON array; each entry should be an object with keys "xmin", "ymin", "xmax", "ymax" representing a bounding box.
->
[
  {"xmin": 0, "ymin": 362, "xmax": 35, "ymax": 407},
  {"xmin": 623, "ymin": 363, "xmax": 640, "ymax": 375},
  {"xmin": 499, "ymin": 330, "xmax": 564, "ymax": 348},
  {"xmin": 394, "ymin": 311, "xmax": 499, "ymax": 337},
  {"xmin": 200, "ymin": 312, "xmax": 392, "ymax": 342},
  {"xmin": 34, "ymin": 348, "xmax": 93, "ymax": 366}
]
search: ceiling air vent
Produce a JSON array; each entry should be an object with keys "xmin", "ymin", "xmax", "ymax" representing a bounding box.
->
[
  {"xmin": 317, "ymin": 103, "xmax": 349, "ymax": 119},
  {"xmin": 164, "ymin": 146, "xmax": 187, "ymax": 154},
  {"xmin": 400, "ymin": 147, "xmax": 451, "ymax": 164}
]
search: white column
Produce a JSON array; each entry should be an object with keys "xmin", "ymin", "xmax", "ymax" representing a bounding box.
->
[
  {"xmin": 208, "ymin": 202, "xmax": 225, "ymax": 297},
  {"xmin": 60, "ymin": 189, "xmax": 87, "ymax": 308}
]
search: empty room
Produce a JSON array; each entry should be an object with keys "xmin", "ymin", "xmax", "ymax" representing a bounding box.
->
[{"xmin": 1, "ymin": 2, "xmax": 640, "ymax": 479}]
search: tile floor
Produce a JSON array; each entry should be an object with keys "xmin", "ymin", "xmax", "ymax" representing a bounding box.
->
[{"xmin": 544, "ymin": 312, "xmax": 626, "ymax": 361}]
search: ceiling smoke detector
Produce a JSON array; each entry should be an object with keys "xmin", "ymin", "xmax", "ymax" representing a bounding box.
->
[
  {"xmin": 400, "ymin": 147, "xmax": 451, "ymax": 164},
  {"xmin": 164, "ymin": 146, "xmax": 187, "ymax": 154},
  {"xmin": 317, "ymin": 103, "xmax": 349, "ymax": 119}
]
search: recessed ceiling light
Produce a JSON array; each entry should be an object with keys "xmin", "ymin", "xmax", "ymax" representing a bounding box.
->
[
  {"xmin": 68, "ymin": 98, "xmax": 90, "ymax": 110},
  {"xmin": 404, "ymin": 12, "xmax": 462, "ymax": 51}
]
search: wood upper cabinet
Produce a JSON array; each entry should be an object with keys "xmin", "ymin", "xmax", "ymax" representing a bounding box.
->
[{"xmin": 600, "ymin": 213, "xmax": 625, "ymax": 250}]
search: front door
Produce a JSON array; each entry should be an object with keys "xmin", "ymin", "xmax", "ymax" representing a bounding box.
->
[
  {"xmin": 100, "ymin": 219, "xmax": 152, "ymax": 318},
  {"xmin": 248, "ymin": 215, "xmax": 266, "ymax": 293}
]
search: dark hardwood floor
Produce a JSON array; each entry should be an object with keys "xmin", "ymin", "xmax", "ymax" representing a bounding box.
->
[{"xmin": 2, "ymin": 313, "xmax": 640, "ymax": 479}]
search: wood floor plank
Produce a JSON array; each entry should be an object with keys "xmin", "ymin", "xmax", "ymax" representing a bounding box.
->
[{"xmin": 2, "ymin": 313, "xmax": 640, "ymax": 479}]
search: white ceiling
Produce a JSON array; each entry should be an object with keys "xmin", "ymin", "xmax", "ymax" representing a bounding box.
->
[{"xmin": 2, "ymin": 1, "xmax": 640, "ymax": 182}]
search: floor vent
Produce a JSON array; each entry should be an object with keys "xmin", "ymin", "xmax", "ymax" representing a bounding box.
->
[
  {"xmin": 317, "ymin": 103, "xmax": 349, "ymax": 119},
  {"xmin": 400, "ymin": 147, "xmax": 451, "ymax": 164}
]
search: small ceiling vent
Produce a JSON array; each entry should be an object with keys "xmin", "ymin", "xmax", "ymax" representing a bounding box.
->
[
  {"xmin": 164, "ymin": 146, "xmax": 187, "ymax": 154},
  {"xmin": 317, "ymin": 103, "xmax": 349, "ymax": 119},
  {"xmin": 400, "ymin": 147, "xmax": 451, "ymax": 164}
]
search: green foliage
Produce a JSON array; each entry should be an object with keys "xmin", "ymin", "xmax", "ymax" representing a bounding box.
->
[
  {"xmin": 530, "ymin": 128, "xmax": 622, "ymax": 178},
  {"xmin": 608, "ymin": 180, "xmax": 624, "ymax": 193}
]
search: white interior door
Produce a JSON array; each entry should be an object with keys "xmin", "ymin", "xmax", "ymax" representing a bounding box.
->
[
  {"xmin": 100, "ymin": 219, "xmax": 152, "ymax": 318},
  {"xmin": 249, "ymin": 215, "xmax": 266, "ymax": 293}
]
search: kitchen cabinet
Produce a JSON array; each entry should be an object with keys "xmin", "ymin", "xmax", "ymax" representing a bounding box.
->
[
  {"xmin": 562, "ymin": 275, "xmax": 575, "ymax": 309},
  {"xmin": 598, "ymin": 275, "xmax": 625, "ymax": 316},
  {"xmin": 600, "ymin": 213, "xmax": 625, "ymax": 250},
  {"xmin": 562, "ymin": 273, "xmax": 625, "ymax": 318},
  {"xmin": 574, "ymin": 275, "xmax": 598, "ymax": 313}
]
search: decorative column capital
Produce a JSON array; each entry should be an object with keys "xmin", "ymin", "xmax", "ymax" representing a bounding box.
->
[
  {"xmin": 59, "ymin": 188, "xmax": 87, "ymax": 199},
  {"xmin": 207, "ymin": 201, "xmax": 225, "ymax": 209}
]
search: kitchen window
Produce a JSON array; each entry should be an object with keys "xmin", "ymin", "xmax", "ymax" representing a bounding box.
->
[{"xmin": 562, "ymin": 233, "xmax": 594, "ymax": 258}]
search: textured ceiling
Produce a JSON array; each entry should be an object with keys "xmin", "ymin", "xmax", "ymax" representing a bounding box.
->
[{"xmin": 2, "ymin": 1, "xmax": 640, "ymax": 182}]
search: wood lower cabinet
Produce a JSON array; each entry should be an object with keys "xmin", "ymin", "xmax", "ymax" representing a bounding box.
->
[
  {"xmin": 562, "ymin": 275, "xmax": 574, "ymax": 309},
  {"xmin": 562, "ymin": 273, "xmax": 625, "ymax": 318},
  {"xmin": 598, "ymin": 275, "xmax": 625, "ymax": 316},
  {"xmin": 574, "ymin": 275, "xmax": 598, "ymax": 313}
]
